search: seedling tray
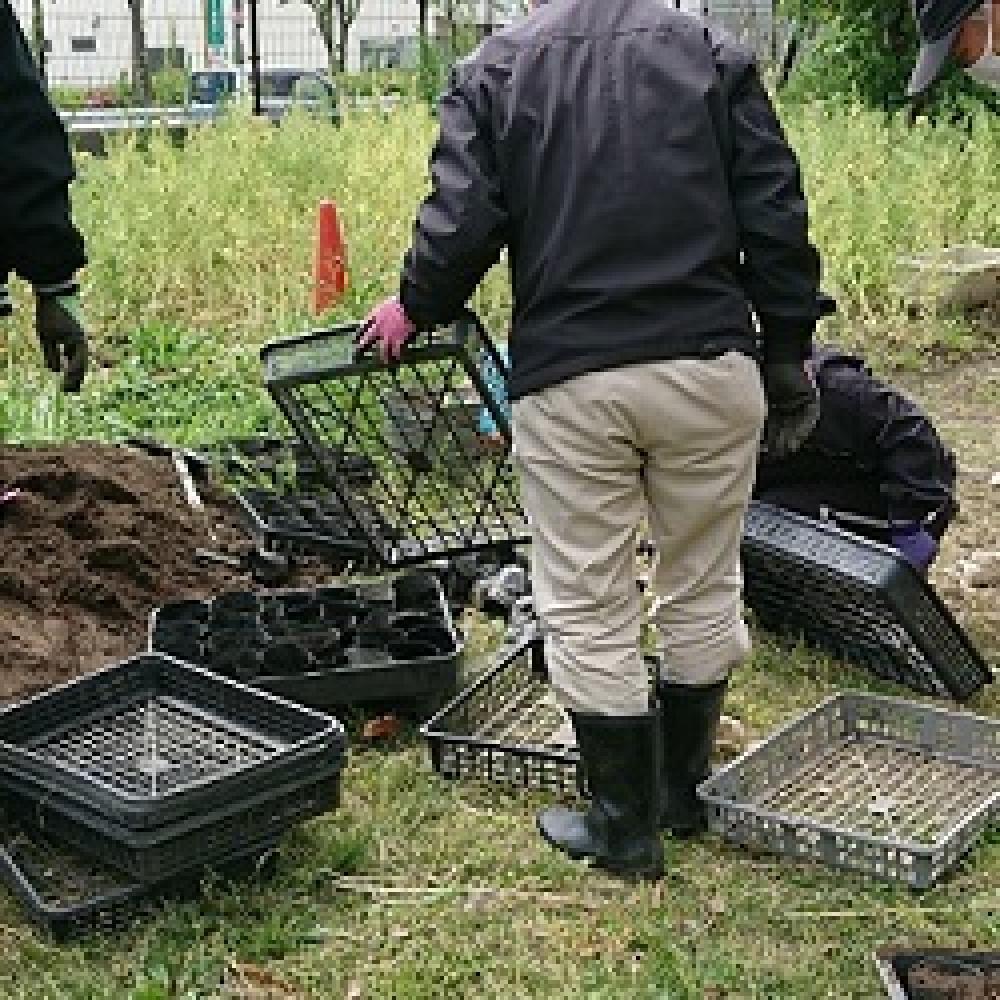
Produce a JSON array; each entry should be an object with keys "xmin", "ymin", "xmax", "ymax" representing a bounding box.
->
[
  {"xmin": 742, "ymin": 503, "xmax": 991, "ymax": 700},
  {"xmin": 150, "ymin": 573, "xmax": 463, "ymax": 717},
  {"xmin": 699, "ymin": 692, "xmax": 1000, "ymax": 888},
  {"xmin": 260, "ymin": 314, "xmax": 530, "ymax": 568},
  {"xmin": 2, "ymin": 767, "xmax": 339, "ymax": 883},
  {"xmin": 875, "ymin": 947, "xmax": 1000, "ymax": 999},
  {"xmin": 421, "ymin": 629, "xmax": 585, "ymax": 799},
  {"xmin": 234, "ymin": 487, "xmax": 372, "ymax": 562},
  {"xmin": 0, "ymin": 653, "xmax": 345, "ymax": 831},
  {"xmin": 0, "ymin": 814, "xmax": 278, "ymax": 940}
]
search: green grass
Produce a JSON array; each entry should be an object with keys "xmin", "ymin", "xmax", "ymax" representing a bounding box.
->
[
  {"xmin": 0, "ymin": 100, "xmax": 998, "ymax": 442},
  {"xmin": 2, "ymin": 631, "xmax": 998, "ymax": 999},
  {"xmin": 0, "ymin": 102, "xmax": 998, "ymax": 997}
]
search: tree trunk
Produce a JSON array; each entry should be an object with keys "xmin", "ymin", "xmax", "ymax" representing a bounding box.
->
[
  {"xmin": 128, "ymin": 0, "xmax": 153, "ymax": 106},
  {"xmin": 418, "ymin": 0, "xmax": 429, "ymax": 39},
  {"xmin": 337, "ymin": 6, "xmax": 349, "ymax": 72},
  {"xmin": 30, "ymin": 0, "xmax": 46, "ymax": 79}
]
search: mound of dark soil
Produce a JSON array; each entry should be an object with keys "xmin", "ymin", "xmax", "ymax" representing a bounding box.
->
[{"xmin": 0, "ymin": 443, "xmax": 257, "ymax": 701}]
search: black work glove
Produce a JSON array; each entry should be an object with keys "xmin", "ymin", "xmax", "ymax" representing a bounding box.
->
[
  {"xmin": 762, "ymin": 361, "xmax": 819, "ymax": 459},
  {"xmin": 35, "ymin": 292, "xmax": 88, "ymax": 393}
]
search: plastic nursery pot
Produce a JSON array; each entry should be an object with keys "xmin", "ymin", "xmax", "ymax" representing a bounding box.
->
[
  {"xmin": 355, "ymin": 625, "xmax": 395, "ymax": 650},
  {"xmin": 154, "ymin": 630, "xmax": 204, "ymax": 664},
  {"xmin": 404, "ymin": 625, "xmax": 455, "ymax": 655},
  {"xmin": 210, "ymin": 644, "xmax": 261, "ymax": 682},
  {"xmin": 211, "ymin": 592, "xmax": 260, "ymax": 626},
  {"xmin": 155, "ymin": 600, "xmax": 210, "ymax": 629},
  {"xmin": 260, "ymin": 643, "xmax": 311, "ymax": 677},
  {"xmin": 393, "ymin": 572, "xmax": 443, "ymax": 611},
  {"xmin": 279, "ymin": 594, "xmax": 322, "ymax": 626},
  {"xmin": 387, "ymin": 640, "xmax": 441, "ymax": 663}
]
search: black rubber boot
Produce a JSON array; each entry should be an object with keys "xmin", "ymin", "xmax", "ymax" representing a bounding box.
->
[
  {"xmin": 657, "ymin": 679, "xmax": 728, "ymax": 837},
  {"xmin": 537, "ymin": 710, "xmax": 664, "ymax": 881}
]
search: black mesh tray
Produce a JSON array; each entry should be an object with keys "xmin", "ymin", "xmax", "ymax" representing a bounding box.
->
[
  {"xmin": 1, "ymin": 767, "xmax": 339, "ymax": 883},
  {"xmin": 260, "ymin": 314, "xmax": 530, "ymax": 568},
  {"xmin": 742, "ymin": 503, "xmax": 992, "ymax": 700},
  {"xmin": 0, "ymin": 653, "xmax": 346, "ymax": 831},
  {"xmin": 421, "ymin": 628, "xmax": 585, "ymax": 799},
  {"xmin": 150, "ymin": 573, "xmax": 463, "ymax": 717},
  {"xmin": 234, "ymin": 488, "xmax": 373, "ymax": 563},
  {"xmin": 0, "ymin": 812, "xmax": 279, "ymax": 940},
  {"xmin": 874, "ymin": 948, "xmax": 1000, "ymax": 998}
]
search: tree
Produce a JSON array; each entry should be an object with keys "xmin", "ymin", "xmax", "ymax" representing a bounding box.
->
[
  {"xmin": 419, "ymin": 0, "xmax": 430, "ymax": 39},
  {"xmin": 30, "ymin": 0, "xmax": 45, "ymax": 79},
  {"xmin": 303, "ymin": 0, "xmax": 359, "ymax": 73},
  {"xmin": 127, "ymin": 0, "xmax": 153, "ymax": 106},
  {"xmin": 778, "ymin": 0, "xmax": 997, "ymax": 112}
]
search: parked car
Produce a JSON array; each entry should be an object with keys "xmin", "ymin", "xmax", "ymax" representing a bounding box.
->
[{"xmin": 190, "ymin": 67, "xmax": 340, "ymax": 126}]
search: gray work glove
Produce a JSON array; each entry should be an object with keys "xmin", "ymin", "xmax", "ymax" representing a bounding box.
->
[
  {"xmin": 762, "ymin": 361, "xmax": 819, "ymax": 459},
  {"xmin": 35, "ymin": 292, "xmax": 88, "ymax": 393}
]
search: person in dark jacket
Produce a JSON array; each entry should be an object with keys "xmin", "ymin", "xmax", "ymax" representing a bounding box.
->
[
  {"xmin": 909, "ymin": 0, "xmax": 1000, "ymax": 95},
  {"xmin": 358, "ymin": 0, "xmax": 827, "ymax": 881},
  {"xmin": 755, "ymin": 346, "xmax": 958, "ymax": 573},
  {"xmin": 1, "ymin": 0, "xmax": 89, "ymax": 393}
]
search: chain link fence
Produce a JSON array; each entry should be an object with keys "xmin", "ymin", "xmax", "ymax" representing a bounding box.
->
[{"xmin": 11, "ymin": 0, "xmax": 785, "ymax": 110}]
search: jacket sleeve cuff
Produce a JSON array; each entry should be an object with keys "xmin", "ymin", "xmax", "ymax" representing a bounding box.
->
[
  {"xmin": 757, "ymin": 314, "xmax": 814, "ymax": 364},
  {"xmin": 33, "ymin": 277, "xmax": 79, "ymax": 299}
]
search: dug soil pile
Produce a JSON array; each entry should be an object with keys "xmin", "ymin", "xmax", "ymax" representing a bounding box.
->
[{"xmin": 0, "ymin": 443, "xmax": 263, "ymax": 702}]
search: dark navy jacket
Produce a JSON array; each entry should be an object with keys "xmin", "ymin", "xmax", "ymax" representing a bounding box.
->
[
  {"xmin": 755, "ymin": 346, "xmax": 958, "ymax": 540},
  {"xmin": 400, "ymin": 0, "xmax": 822, "ymax": 401},
  {"xmin": 0, "ymin": 0, "xmax": 86, "ymax": 295}
]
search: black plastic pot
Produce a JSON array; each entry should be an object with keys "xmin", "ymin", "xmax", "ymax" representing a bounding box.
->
[{"xmin": 394, "ymin": 572, "xmax": 443, "ymax": 611}]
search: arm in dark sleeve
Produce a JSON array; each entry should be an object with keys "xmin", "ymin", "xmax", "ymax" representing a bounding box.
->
[
  {"xmin": 0, "ymin": 2, "xmax": 86, "ymax": 289},
  {"xmin": 399, "ymin": 64, "xmax": 508, "ymax": 331},
  {"xmin": 848, "ymin": 372, "xmax": 957, "ymax": 526},
  {"xmin": 719, "ymin": 44, "xmax": 821, "ymax": 363}
]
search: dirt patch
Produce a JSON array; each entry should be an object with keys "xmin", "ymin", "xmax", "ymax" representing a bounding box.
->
[
  {"xmin": 898, "ymin": 357, "xmax": 1000, "ymax": 674},
  {"xmin": 0, "ymin": 443, "xmax": 306, "ymax": 702}
]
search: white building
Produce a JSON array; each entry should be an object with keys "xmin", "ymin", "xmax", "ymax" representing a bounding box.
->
[{"xmin": 12, "ymin": 0, "xmax": 773, "ymax": 87}]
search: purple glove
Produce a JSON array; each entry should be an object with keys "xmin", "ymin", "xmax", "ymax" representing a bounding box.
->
[
  {"xmin": 891, "ymin": 525, "xmax": 938, "ymax": 573},
  {"xmin": 355, "ymin": 297, "xmax": 417, "ymax": 364}
]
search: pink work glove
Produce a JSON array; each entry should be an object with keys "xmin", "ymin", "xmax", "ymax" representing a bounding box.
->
[{"xmin": 355, "ymin": 297, "xmax": 417, "ymax": 363}]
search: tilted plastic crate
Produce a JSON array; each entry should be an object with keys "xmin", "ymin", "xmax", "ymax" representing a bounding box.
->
[
  {"xmin": 0, "ymin": 653, "xmax": 345, "ymax": 831},
  {"xmin": 421, "ymin": 629, "xmax": 585, "ymax": 799},
  {"xmin": 699, "ymin": 692, "xmax": 1000, "ymax": 888},
  {"xmin": 150, "ymin": 573, "xmax": 463, "ymax": 718},
  {"xmin": 260, "ymin": 315, "xmax": 529, "ymax": 568},
  {"xmin": 742, "ymin": 503, "xmax": 992, "ymax": 700}
]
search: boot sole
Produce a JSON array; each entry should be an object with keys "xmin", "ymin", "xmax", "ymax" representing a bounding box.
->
[{"xmin": 539, "ymin": 818, "xmax": 665, "ymax": 881}]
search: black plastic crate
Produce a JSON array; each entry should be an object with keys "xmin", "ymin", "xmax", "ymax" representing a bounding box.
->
[
  {"xmin": 260, "ymin": 315, "xmax": 529, "ymax": 568},
  {"xmin": 150, "ymin": 573, "xmax": 463, "ymax": 717},
  {"xmin": 742, "ymin": 503, "xmax": 992, "ymax": 701},
  {"xmin": 0, "ymin": 814, "xmax": 279, "ymax": 940},
  {"xmin": 0, "ymin": 653, "xmax": 346, "ymax": 831},
  {"xmin": 875, "ymin": 948, "xmax": 1000, "ymax": 998},
  {"xmin": 2, "ymin": 767, "xmax": 339, "ymax": 883},
  {"xmin": 421, "ymin": 629, "xmax": 586, "ymax": 799}
]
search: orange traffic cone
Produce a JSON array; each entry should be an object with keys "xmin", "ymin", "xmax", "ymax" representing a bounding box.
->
[{"xmin": 312, "ymin": 198, "xmax": 348, "ymax": 316}]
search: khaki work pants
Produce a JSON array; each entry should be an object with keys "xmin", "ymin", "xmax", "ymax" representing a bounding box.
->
[{"xmin": 512, "ymin": 353, "xmax": 766, "ymax": 716}]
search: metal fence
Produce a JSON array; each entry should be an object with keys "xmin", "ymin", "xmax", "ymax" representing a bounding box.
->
[{"xmin": 11, "ymin": 0, "xmax": 783, "ymax": 108}]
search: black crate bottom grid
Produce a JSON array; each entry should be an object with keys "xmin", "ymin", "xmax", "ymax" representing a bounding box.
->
[
  {"xmin": 261, "ymin": 318, "xmax": 530, "ymax": 567},
  {"xmin": 32, "ymin": 696, "xmax": 283, "ymax": 799},
  {"xmin": 699, "ymin": 692, "xmax": 1000, "ymax": 888},
  {"xmin": 422, "ymin": 633, "xmax": 584, "ymax": 799},
  {"xmin": 742, "ymin": 503, "xmax": 991, "ymax": 701}
]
